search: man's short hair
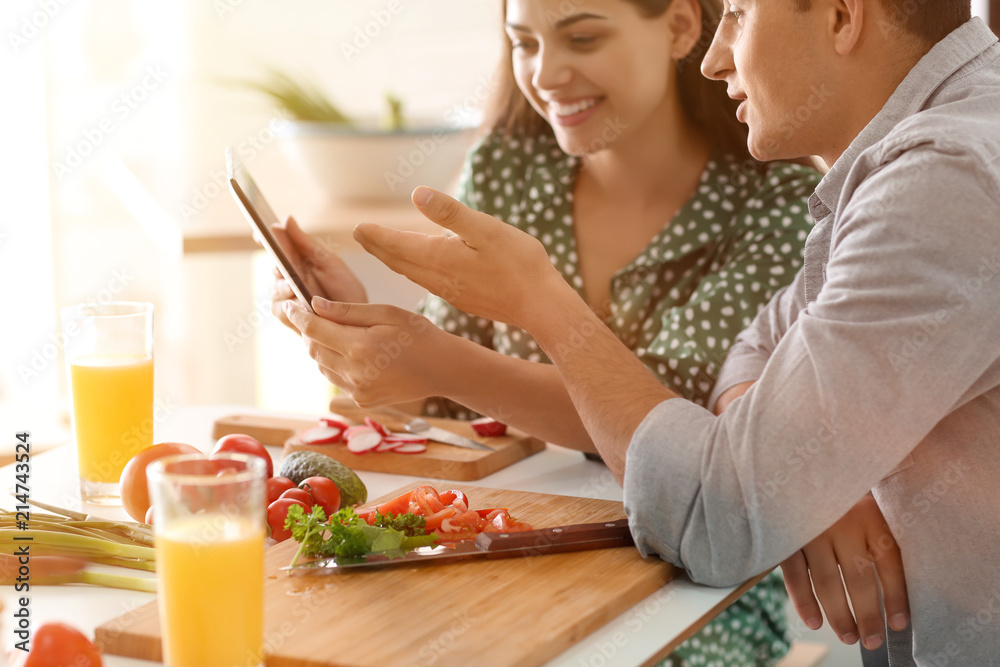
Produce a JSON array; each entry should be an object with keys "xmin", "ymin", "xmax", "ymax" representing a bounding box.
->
[{"xmin": 794, "ymin": 0, "xmax": 972, "ymax": 44}]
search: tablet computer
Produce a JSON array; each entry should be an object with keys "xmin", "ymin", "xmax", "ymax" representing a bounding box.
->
[{"xmin": 226, "ymin": 148, "xmax": 317, "ymax": 313}]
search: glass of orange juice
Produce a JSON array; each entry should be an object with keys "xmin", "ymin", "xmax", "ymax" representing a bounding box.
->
[
  {"xmin": 61, "ymin": 301, "xmax": 154, "ymax": 504},
  {"xmin": 147, "ymin": 452, "xmax": 267, "ymax": 667}
]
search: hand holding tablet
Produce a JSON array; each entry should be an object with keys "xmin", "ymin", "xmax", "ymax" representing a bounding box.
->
[{"xmin": 226, "ymin": 148, "xmax": 320, "ymax": 313}]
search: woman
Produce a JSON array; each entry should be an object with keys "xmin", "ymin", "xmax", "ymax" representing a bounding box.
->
[{"xmin": 274, "ymin": 0, "xmax": 821, "ymax": 664}]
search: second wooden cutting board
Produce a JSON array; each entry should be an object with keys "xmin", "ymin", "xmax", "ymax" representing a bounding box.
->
[
  {"xmin": 95, "ymin": 483, "xmax": 677, "ymax": 667},
  {"xmin": 213, "ymin": 404, "xmax": 546, "ymax": 481}
]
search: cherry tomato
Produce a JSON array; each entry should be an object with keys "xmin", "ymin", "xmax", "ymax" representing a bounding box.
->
[
  {"xmin": 266, "ymin": 476, "xmax": 296, "ymax": 505},
  {"xmin": 279, "ymin": 487, "xmax": 314, "ymax": 506},
  {"xmin": 298, "ymin": 476, "xmax": 341, "ymax": 516},
  {"xmin": 266, "ymin": 498, "xmax": 310, "ymax": 542},
  {"xmin": 23, "ymin": 621, "xmax": 102, "ymax": 667},
  {"xmin": 211, "ymin": 434, "xmax": 273, "ymax": 478},
  {"xmin": 119, "ymin": 442, "xmax": 200, "ymax": 522}
]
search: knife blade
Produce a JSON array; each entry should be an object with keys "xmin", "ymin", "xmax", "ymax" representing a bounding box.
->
[
  {"xmin": 406, "ymin": 420, "xmax": 495, "ymax": 452},
  {"xmin": 282, "ymin": 519, "xmax": 634, "ymax": 574}
]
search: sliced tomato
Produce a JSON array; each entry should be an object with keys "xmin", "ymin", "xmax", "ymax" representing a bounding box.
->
[
  {"xmin": 422, "ymin": 506, "xmax": 458, "ymax": 533},
  {"xmin": 361, "ymin": 486, "xmax": 531, "ymax": 540},
  {"xmin": 482, "ymin": 509, "xmax": 534, "ymax": 533},
  {"xmin": 434, "ymin": 509, "xmax": 485, "ymax": 538},
  {"xmin": 355, "ymin": 507, "xmax": 378, "ymax": 525},
  {"xmin": 433, "ymin": 511, "xmax": 485, "ymax": 542},
  {"xmin": 438, "ymin": 489, "xmax": 469, "ymax": 512},
  {"xmin": 375, "ymin": 489, "xmax": 416, "ymax": 516},
  {"xmin": 412, "ymin": 485, "xmax": 445, "ymax": 515}
]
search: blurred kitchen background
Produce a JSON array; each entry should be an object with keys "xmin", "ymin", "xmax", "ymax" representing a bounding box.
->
[{"xmin": 1, "ymin": 0, "xmax": 504, "ymax": 445}]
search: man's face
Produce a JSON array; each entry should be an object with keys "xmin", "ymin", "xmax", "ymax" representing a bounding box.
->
[{"xmin": 702, "ymin": 0, "xmax": 835, "ymax": 160}]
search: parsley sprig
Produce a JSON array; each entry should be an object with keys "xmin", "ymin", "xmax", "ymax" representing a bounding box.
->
[{"xmin": 286, "ymin": 505, "xmax": 439, "ymax": 568}]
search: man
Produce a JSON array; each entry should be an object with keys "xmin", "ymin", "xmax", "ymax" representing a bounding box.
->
[{"xmin": 343, "ymin": 1, "xmax": 999, "ymax": 663}]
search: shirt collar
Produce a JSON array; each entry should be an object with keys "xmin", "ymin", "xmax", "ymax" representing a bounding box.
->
[{"xmin": 809, "ymin": 17, "xmax": 999, "ymax": 221}]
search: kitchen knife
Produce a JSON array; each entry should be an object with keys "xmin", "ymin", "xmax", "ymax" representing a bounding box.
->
[
  {"xmin": 282, "ymin": 519, "xmax": 634, "ymax": 574},
  {"xmin": 405, "ymin": 419, "xmax": 495, "ymax": 452}
]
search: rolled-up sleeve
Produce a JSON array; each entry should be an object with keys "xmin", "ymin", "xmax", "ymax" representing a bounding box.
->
[{"xmin": 624, "ymin": 145, "xmax": 1000, "ymax": 587}]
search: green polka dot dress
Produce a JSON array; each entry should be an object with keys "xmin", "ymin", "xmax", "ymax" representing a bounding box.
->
[{"xmin": 421, "ymin": 131, "xmax": 821, "ymax": 666}]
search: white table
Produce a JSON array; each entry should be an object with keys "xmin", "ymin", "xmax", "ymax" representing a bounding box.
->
[{"xmin": 0, "ymin": 405, "xmax": 742, "ymax": 667}]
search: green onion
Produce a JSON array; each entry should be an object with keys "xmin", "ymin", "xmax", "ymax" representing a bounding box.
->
[{"xmin": 0, "ymin": 500, "xmax": 157, "ymax": 592}]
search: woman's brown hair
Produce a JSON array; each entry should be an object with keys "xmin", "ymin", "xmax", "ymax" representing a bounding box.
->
[{"xmin": 484, "ymin": 0, "xmax": 754, "ymax": 162}]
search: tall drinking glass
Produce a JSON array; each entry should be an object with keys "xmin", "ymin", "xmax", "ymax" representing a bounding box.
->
[
  {"xmin": 147, "ymin": 453, "xmax": 267, "ymax": 667},
  {"xmin": 61, "ymin": 301, "xmax": 154, "ymax": 504}
]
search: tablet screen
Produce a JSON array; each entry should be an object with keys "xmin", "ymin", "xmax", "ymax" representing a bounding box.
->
[{"xmin": 226, "ymin": 148, "xmax": 316, "ymax": 312}]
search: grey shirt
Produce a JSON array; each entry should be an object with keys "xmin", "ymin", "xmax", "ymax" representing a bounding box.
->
[{"xmin": 623, "ymin": 18, "xmax": 1000, "ymax": 666}]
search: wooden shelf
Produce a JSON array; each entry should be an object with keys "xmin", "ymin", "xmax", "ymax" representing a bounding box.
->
[
  {"xmin": 181, "ymin": 193, "xmax": 434, "ymax": 254},
  {"xmin": 117, "ymin": 149, "xmax": 444, "ymax": 255}
]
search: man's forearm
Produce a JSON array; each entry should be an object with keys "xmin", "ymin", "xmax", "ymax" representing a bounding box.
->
[{"xmin": 521, "ymin": 282, "xmax": 681, "ymax": 481}]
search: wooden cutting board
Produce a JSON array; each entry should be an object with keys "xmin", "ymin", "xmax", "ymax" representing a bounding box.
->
[
  {"xmin": 95, "ymin": 483, "xmax": 678, "ymax": 667},
  {"xmin": 212, "ymin": 404, "xmax": 545, "ymax": 481}
]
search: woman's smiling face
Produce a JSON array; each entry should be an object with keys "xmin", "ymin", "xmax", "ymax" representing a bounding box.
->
[{"xmin": 505, "ymin": 0, "xmax": 690, "ymax": 156}]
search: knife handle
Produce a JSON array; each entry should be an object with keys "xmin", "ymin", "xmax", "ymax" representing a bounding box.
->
[{"xmin": 475, "ymin": 519, "xmax": 634, "ymax": 557}]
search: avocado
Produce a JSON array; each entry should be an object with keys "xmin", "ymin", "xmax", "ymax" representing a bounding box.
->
[{"xmin": 278, "ymin": 451, "xmax": 368, "ymax": 506}]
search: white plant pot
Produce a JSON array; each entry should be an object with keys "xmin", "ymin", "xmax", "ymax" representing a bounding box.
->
[{"xmin": 276, "ymin": 120, "xmax": 478, "ymax": 204}]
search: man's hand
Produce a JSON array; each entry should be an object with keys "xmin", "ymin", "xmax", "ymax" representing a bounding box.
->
[
  {"xmin": 357, "ymin": 186, "xmax": 674, "ymax": 479},
  {"xmin": 780, "ymin": 493, "xmax": 909, "ymax": 651},
  {"xmin": 353, "ymin": 187, "xmax": 570, "ymax": 330},
  {"xmin": 269, "ymin": 216, "xmax": 368, "ymax": 331}
]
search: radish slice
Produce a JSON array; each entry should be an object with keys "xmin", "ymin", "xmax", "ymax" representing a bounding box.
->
[
  {"xmin": 375, "ymin": 439, "xmax": 403, "ymax": 452},
  {"xmin": 393, "ymin": 442, "xmax": 427, "ymax": 455},
  {"xmin": 364, "ymin": 417, "xmax": 389, "ymax": 437},
  {"xmin": 383, "ymin": 434, "xmax": 429, "ymax": 444},
  {"xmin": 299, "ymin": 425, "xmax": 343, "ymax": 445},
  {"xmin": 346, "ymin": 427, "xmax": 382, "ymax": 454},
  {"xmin": 343, "ymin": 425, "xmax": 370, "ymax": 440},
  {"xmin": 320, "ymin": 416, "xmax": 351, "ymax": 432},
  {"xmin": 470, "ymin": 417, "xmax": 507, "ymax": 437}
]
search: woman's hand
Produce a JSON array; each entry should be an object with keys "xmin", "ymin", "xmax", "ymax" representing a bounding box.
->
[
  {"xmin": 354, "ymin": 187, "xmax": 570, "ymax": 331},
  {"xmin": 269, "ymin": 216, "xmax": 368, "ymax": 331},
  {"xmin": 283, "ymin": 297, "xmax": 450, "ymax": 407},
  {"xmin": 780, "ymin": 493, "xmax": 909, "ymax": 651}
]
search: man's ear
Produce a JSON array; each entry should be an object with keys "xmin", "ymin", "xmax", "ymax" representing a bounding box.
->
[
  {"xmin": 667, "ymin": 0, "xmax": 704, "ymax": 61},
  {"xmin": 828, "ymin": 0, "xmax": 864, "ymax": 55}
]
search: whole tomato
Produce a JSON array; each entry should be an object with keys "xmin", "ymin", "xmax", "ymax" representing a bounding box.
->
[
  {"xmin": 267, "ymin": 497, "xmax": 310, "ymax": 542},
  {"xmin": 299, "ymin": 477, "xmax": 341, "ymax": 516},
  {"xmin": 279, "ymin": 487, "xmax": 314, "ymax": 506},
  {"xmin": 212, "ymin": 434, "xmax": 273, "ymax": 478},
  {"xmin": 119, "ymin": 442, "xmax": 200, "ymax": 522},
  {"xmin": 266, "ymin": 476, "xmax": 297, "ymax": 505},
  {"xmin": 22, "ymin": 621, "xmax": 102, "ymax": 667}
]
